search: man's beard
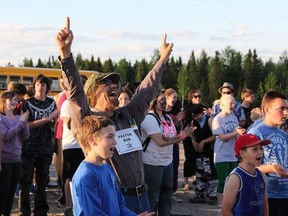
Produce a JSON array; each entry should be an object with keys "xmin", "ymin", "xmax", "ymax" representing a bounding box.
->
[{"xmin": 96, "ymin": 92, "xmax": 119, "ymax": 112}]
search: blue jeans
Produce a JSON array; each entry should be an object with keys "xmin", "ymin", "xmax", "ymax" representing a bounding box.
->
[
  {"xmin": 123, "ymin": 192, "xmax": 151, "ymax": 214},
  {"xmin": 144, "ymin": 162, "xmax": 173, "ymax": 216},
  {"xmin": 19, "ymin": 157, "xmax": 52, "ymax": 216}
]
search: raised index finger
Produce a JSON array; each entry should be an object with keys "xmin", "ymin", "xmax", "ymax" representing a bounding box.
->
[
  {"xmin": 66, "ymin": 17, "xmax": 70, "ymax": 31},
  {"xmin": 162, "ymin": 33, "xmax": 167, "ymax": 45}
]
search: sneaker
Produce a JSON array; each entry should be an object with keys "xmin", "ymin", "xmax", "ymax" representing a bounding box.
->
[
  {"xmin": 64, "ymin": 207, "xmax": 73, "ymax": 216},
  {"xmin": 206, "ymin": 196, "xmax": 218, "ymax": 205},
  {"xmin": 189, "ymin": 196, "xmax": 205, "ymax": 204},
  {"xmin": 171, "ymin": 194, "xmax": 183, "ymax": 203},
  {"xmin": 57, "ymin": 195, "xmax": 66, "ymax": 208}
]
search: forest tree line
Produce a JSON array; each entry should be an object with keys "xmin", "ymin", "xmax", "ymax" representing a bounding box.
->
[{"xmin": 20, "ymin": 46, "xmax": 288, "ymax": 108}]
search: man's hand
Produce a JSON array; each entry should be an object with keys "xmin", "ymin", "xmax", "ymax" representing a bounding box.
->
[
  {"xmin": 55, "ymin": 17, "xmax": 74, "ymax": 59},
  {"xmin": 159, "ymin": 33, "xmax": 173, "ymax": 64},
  {"xmin": 273, "ymin": 164, "xmax": 288, "ymax": 178},
  {"xmin": 258, "ymin": 164, "xmax": 288, "ymax": 178}
]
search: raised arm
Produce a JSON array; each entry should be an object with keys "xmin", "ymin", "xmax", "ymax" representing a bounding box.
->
[
  {"xmin": 125, "ymin": 34, "xmax": 174, "ymax": 125},
  {"xmin": 55, "ymin": 17, "xmax": 73, "ymax": 60},
  {"xmin": 55, "ymin": 17, "xmax": 91, "ymax": 134}
]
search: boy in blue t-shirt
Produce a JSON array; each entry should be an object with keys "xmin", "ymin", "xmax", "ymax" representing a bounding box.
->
[
  {"xmin": 72, "ymin": 115, "xmax": 154, "ymax": 216},
  {"xmin": 222, "ymin": 134, "xmax": 270, "ymax": 216},
  {"xmin": 248, "ymin": 91, "xmax": 288, "ymax": 216}
]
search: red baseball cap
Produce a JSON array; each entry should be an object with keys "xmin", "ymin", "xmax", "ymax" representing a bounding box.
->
[{"xmin": 234, "ymin": 134, "xmax": 271, "ymax": 156}]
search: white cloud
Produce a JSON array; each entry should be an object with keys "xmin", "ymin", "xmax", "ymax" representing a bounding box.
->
[{"xmin": 231, "ymin": 25, "xmax": 247, "ymax": 37}]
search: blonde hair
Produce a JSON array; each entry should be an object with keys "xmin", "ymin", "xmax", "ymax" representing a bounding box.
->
[
  {"xmin": 165, "ymin": 88, "xmax": 177, "ymax": 97},
  {"xmin": 250, "ymin": 107, "xmax": 262, "ymax": 122},
  {"xmin": 219, "ymin": 94, "xmax": 234, "ymax": 110},
  {"xmin": 76, "ymin": 115, "xmax": 114, "ymax": 153}
]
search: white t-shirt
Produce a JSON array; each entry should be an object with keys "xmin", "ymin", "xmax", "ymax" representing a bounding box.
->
[
  {"xmin": 140, "ymin": 113, "xmax": 176, "ymax": 166},
  {"xmin": 60, "ymin": 100, "xmax": 81, "ymax": 150},
  {"xmin": 212, "ymin": 112, "xmax": 238, "ymax": 163}
]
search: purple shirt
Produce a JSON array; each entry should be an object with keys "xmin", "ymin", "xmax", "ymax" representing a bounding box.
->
[{"xmin": 0, "ymin": 114, "xmax": 30, "ymax": 162}]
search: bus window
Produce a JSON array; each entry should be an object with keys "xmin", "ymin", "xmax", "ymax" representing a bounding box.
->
[
  {"xmin": 23, "ymin": 76, "xmax": 33, "ymax": 86},
  {"xmin": 10, "ymin": 76, "xmax": 21, "ymax": 83},
  {"xmin": 50, "ymin": 78, "xmax": 59, "ymax": 92},
  {"xmin": 0, "ymin": 75, "xmax": 7, "ymax": 89}
]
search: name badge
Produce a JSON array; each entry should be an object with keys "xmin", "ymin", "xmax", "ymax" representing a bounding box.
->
[{"xmin": 115, "ymin": 128, "xmax": 142, "ymax": 155}]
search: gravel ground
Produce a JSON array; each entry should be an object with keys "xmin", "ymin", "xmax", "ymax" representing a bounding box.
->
[{"xmin": 10, "ymin": 145, "xmax": 219, "ymax": 216}]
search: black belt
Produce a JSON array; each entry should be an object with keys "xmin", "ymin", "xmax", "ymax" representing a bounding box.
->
[{"xmin": 120, "ymin": 184, "xmax": 147, "ymax": 196}]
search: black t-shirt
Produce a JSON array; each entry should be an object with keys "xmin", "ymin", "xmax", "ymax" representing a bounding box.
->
[
  {"xmin": 242, "ymin": 106, "xmax": 253, "ymax": 129},
  {"xmin": 22, "ymin": 97, "xmax": 56, "ymax": 158}
]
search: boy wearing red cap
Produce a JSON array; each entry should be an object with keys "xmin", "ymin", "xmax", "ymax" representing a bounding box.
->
[{"xmin": 222, "ymin": 134, "xmax": 270, "ymax": 216}]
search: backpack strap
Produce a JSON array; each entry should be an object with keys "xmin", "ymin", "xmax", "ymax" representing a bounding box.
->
[{"xmin": 142, "ymin": 113, "xmax": 162, "ymax": 152}]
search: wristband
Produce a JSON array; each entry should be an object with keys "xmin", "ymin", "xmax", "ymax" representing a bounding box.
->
[{"xmin": 177, "ymin": 133, "xmax": 185, "ymax": 140}]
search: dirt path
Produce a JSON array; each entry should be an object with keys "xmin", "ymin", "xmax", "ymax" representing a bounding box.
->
[{"xmin": 11, "ymin": 145, "xmax": 219, "ymax": 216}]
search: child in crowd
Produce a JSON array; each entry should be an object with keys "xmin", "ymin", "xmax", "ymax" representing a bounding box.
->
[
  {"xmin": 249, "ymin": 91, "xmax": 288, "ymax": 216},
  {"xmin": 241, "ymin": 88, "xmax": 255, "ymax": 129},
  {"xmin": 188, "ymin": 104, "xmax": 218, "ymax": 205},
  {"xmin": 212, "ymin": 94, "xmax": 246, "ymax": 209},
  {"xmin": 72, "ymin": 115, "xmax": 154, "ymax": 216},
  {"xmin": 0, "ymin": 91, "xmax": 30, "ymax": 215},
  {"xmin": 247, "ymin": 107, "xmax": 263, "ymax": 131},
  {"xmin": 222, "ymin": 134, "xmax": 269, "ymax": 216}
]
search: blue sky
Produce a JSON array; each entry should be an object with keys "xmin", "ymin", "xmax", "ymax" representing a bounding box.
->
[{"xmin": 1, "ymin": 0, "xmax": 287, "ymax": 66}]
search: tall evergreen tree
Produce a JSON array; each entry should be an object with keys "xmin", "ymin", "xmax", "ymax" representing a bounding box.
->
[
  {"xmin": 94, "ymin": 57, "xmax": 103, "ymax": 71},
  {"xmin": 115, "ymin": 58, "xmax": 133, "ymax": 84},
  {"xmin": 162, "ymin": 57, "xmax": 178, "ymax": 90},
  {"xmin": 149, "ymin": 49, "xmax": 160, "ymax": 69},
  {"xmin": 177, "ymin": 65, "xmax": 190, "ymax": 110},
  {"xmin": 197, "ymin": 50, "xmax": 209, "ymax": 103},
  {"xmin": 102, "ymin": 58, "xmax": 115, "ymax": 72},
  {"xmin": 251, "ymin": 49, "xmax": 264, "ymax": 92},
  {"xmin": 134, "ymin": 59, "xmax": 148, "ymax": 82},
  {"xmin": 36, "ymin": 58, "xmax": 45, "ymax": 68},
  {"xmin": 47, "ymin": 57, "xmax": 52, "ymax": 68},
  {"xmin": 243, "ymin": 49, "xmax": 253, "ymax": 89},
  {"xmin": 75, "ymin": 53, "xmax": 84, "ymax": 70},
  {"xmin": 277, "ymin": 51, "xmax": 288, "ymax": 95},
  {"xmin": 186, "ymin": 51, "xmax": 198, "ymax": 89},
  {"xmin": 208, "ymin": 51, "xmax": 223, "ymax": 106},
  {"xmin": 22, "ymin": 58, "xmax": 34, "ymax": 67},
  {"xmin": 221, "ymin": 47, "xmax": 243, "ymax": 99}
]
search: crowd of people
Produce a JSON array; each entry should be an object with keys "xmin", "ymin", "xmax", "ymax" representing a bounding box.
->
[{"xmin": 0, "ymin": 16, "xmax": 287, "ymax": 216}]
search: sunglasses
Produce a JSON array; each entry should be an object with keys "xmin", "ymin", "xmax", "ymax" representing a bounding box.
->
[
  {"xmin": 101, "ymin": 79, "xmax": 114, "ymax": 86},
  {"xmin": 222, "ymin": 91, "xmax": 232, "ymax": 95},
  {"xmin": 193, "ymin": 95, "xmax": 201, "ymax": 99}
]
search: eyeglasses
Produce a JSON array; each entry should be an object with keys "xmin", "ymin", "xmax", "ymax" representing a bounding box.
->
[
  {"xmin": 222, "ymin": 91, "xmax": 232, "ymax": 95},
  {"xmin": 193, "ymin": 95, "xmax": 201, "ymax": 99}
]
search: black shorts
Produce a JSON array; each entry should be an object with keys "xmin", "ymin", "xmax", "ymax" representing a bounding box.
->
[
  {"xmin": 268, "ymin": 198, "xmax": 288, "ymax": 216},
  {"xmin": 62, "ymin": 149, "xmax": 84, "ymax": 180}
]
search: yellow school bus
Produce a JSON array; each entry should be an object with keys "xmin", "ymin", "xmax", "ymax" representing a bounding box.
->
[{"xmin": 0, "ymin": 66, "xmax": 96, "ymax": 96}]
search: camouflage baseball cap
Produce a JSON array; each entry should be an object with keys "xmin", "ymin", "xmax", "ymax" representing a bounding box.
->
[{"xmin": 84, "ymin": 72, "xmax": 122, "ymax": 95}]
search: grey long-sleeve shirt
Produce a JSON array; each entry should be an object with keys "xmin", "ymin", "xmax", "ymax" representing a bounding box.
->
[{"xmin": 60, "ymin": 54, "xmax": 166, "ymax": 188}]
